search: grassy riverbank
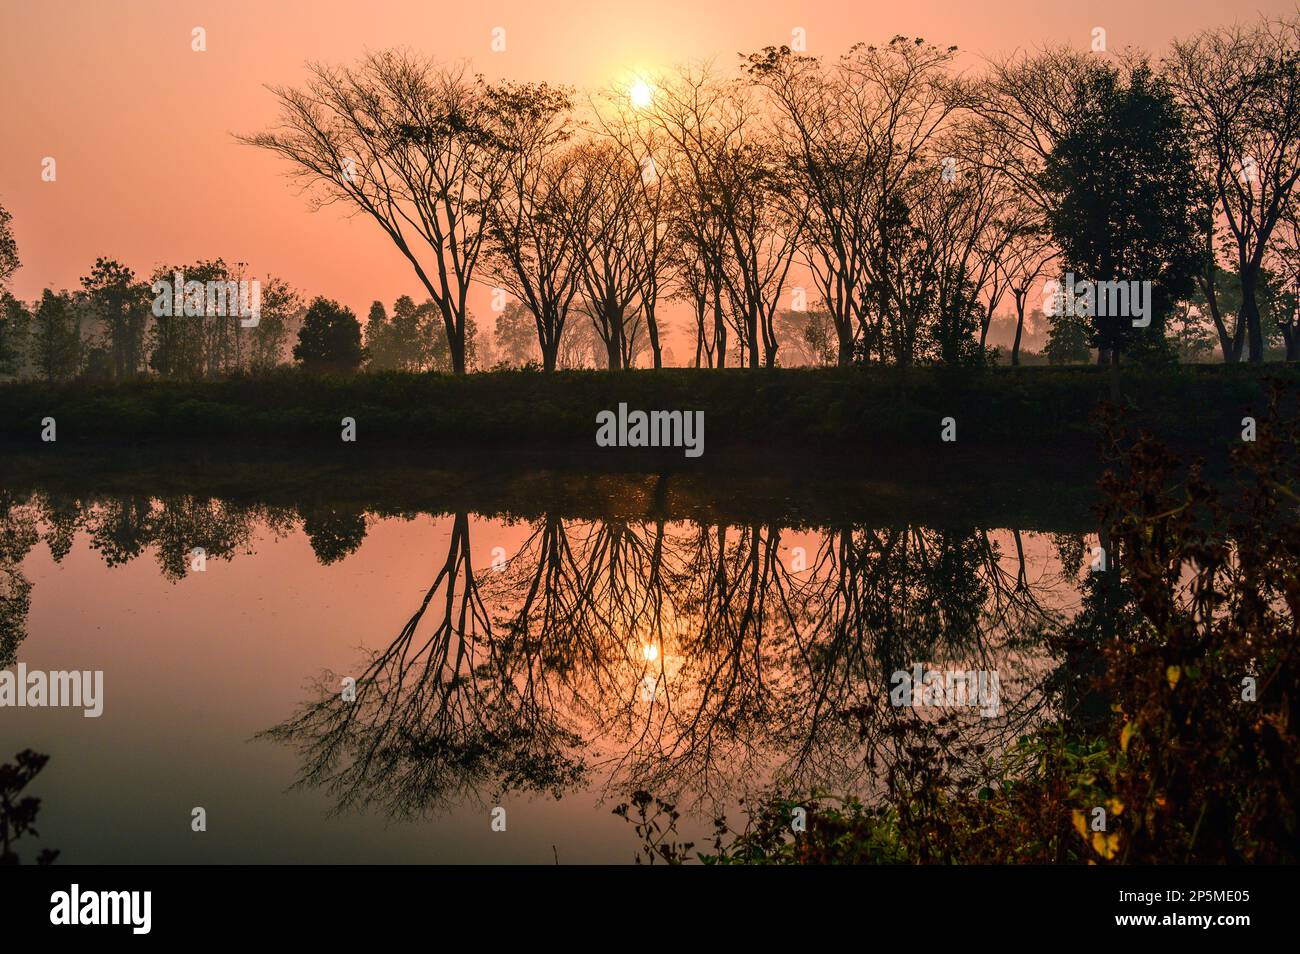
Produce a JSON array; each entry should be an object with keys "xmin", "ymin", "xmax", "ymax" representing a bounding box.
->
[{"xmin": 0, "ymin": 364, "xmax": 1292, "ymax": 455}]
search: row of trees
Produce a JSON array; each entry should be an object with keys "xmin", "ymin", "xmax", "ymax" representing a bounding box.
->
[
  {"xmin": 0, "ymin": 248, "xmax": 303, "ymax": 382},
  {"xmin": 0, "ymin": 202, "xmax": 638, "ymax": 379},
  {"xmin": 0, "ymin": 222, "xmax": 523, "ymax": 380},
  {"xmin": 242, "ymin": 14, "xmax": 1300, "ymax": 373}
]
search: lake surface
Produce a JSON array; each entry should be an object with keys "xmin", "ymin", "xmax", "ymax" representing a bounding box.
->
[{"xmin": 0, "ymin": 461, "xmax": 1100, "ymax": 863}]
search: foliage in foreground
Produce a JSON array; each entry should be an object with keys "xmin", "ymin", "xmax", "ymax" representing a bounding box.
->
[{"xmin": 0, "ymin": 749, "xmax": 59, "ymax": 865}]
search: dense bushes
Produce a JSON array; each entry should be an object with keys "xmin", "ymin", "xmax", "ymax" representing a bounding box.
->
[{"xmin": 0, "ymin": 364, "xmax": 1292, "ymax": 453}]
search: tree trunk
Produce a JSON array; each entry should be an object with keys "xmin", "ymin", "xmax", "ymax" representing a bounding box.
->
[
  {"xmin": 714, "ymin": 293, "xmax": 726, "ymax": 369},
  {"xmin": 1282, "ymin": 323, "xmax": 1298, "ymax": 362},
  {"xmin": 646, "ymin": 305, "xmax": 662, "ymax": 369},
  {"xmin": 1011, "ymin": 297, "xmax": 1025, "ymax": 367},
  {"xmin": 693, "ymin": 300, "xmax": 706, "ymax": 368},
  {"xmin": 1213, "ymin": 320, "xmax": 1239, "ymax": 364},
  {"xmin": 1240, "ymin": 271, "xmax": 1264, "ymax": 363},
  {"xmin": 450, "ymin": 328, "xmax": 466, "ymax": 374}
]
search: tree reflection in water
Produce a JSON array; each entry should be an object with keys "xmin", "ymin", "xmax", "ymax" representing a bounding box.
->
[
  {"xmin": 0, "ymin": 486, "xmax": 1084, "ymax": 819},
  {"xmin": 267, "ymin": 512, "xmax": 1078, "ymax": 818}
]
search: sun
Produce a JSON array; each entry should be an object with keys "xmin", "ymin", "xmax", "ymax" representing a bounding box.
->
[{"xmin": 628, "ymin": 78, "xmax": 654, "ymax": 109}]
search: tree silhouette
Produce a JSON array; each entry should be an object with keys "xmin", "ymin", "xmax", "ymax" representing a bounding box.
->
[
  {"xmin": 1043, "ymin": 61, "xmax": 1201, "ymax": 392},
  {"xmin": 293, "ymin": 297, "xmax": 365, "ymax": 373}
]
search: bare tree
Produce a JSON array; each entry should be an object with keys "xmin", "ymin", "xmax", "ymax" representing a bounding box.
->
[
  {"xmin": 641, "ymin": 65, "xmax": 744, "ymax": 367},
  {"xmin": 483, "ymin": 82, "xmax": 585, "ymax": 371},
  {"xmin": 1167, "ymin": 16, "xmax": 1300, "ymax": 362},
  {"xmin": 716, "ymin": 132, "xmax": 805, "ymax": 368},
  {"xmin": 667, "ymin": 225, "xmax": 720, "ymax": 367},
  {"xmin": 588, "ymin": 94, "xmax": 680, "ymax": 369},
  {"xmin": 567, "ymin": 140, "xmax": 650, "ymax": 368},
  {"xmin": 747, "ymin": 45, "xmax": 892, "ymax": 364},
  {"xmin": 935, "ymin": 118, "xmax": 1026, "ymax": 363},
  {"xmin": 974, "ymin": 46, "xmax": 1091, "ymax": 219},
  {"xmin": 241, "ymin": 52, "xmax": 513, "ymax": 374},
  {"xmin": 996, "ymin": 204, "xmax": 1056, "ymax": 365},
  {"xmin": 649, "ymin": 65, "xmax": 804, "ymax": 367}
]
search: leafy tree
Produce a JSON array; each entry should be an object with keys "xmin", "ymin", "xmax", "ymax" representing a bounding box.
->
[
  {"xmin": 0, "ymin": 202, "xmax": 18, "ymax": 290},
  {"xmin": 80, "ymin": 344, "xmax": 114, "ymax": 381},
  {"xmin": 249, "ymin": 276, "xmax": 301, "ymax": 372},
  {"xmin": 463, "ymin": 315, "xmax": 481, "ymax": 370},
  {"xmin": 0, "ymin": 293, "xmax": 30, "ymax": 376},
  {"xmin": 493, "ymin": 300, "xmax": 539, "ymax": 366},
  {"xmin": 293, "ymin": 297, "xmax": 364, "ymax": 372},
  {"xmin": 147, "ymin": 260, "xmax": 228, "ymax": 378},
  {"xmin": 557, "ymin": 312, "xmax": 601, "ymax": 368},
  {"xmin": 420, "ymin": 300, "xmax": 480, "ymax": 371},
  {"xmin": 774, "ymin": 308, "xmax": 836, "ymax": 367},
  {"xmin": 1178, "ymin": 263, "xmax": 1288, "ymax": 360},
  {"xmin": 31, "ymin": 290, "xmax": 82, "ymax": 383},
  {"xmin": 411, "ymin": 298, "xmax": 443, "ymax": 369},
  {"xmin": 80, "ymin": 257, "xmax": 150, "ymax": 380},
  {"xmin": 929, "ymin": 272, "xmax": 985, "ymax": 368},
  {"xmin": 1166, "ymin": 301, "xmax": 1218, "ymax": 361},
  {"xmin": 0, "ymin": 205, "xmax": 23, "ymax": 376},
  {"xmin": 383, "ymin": 295, "xmax": 426, "ymax": 370},
  {"xmin": 363, "ymin": 300, "xmax": 398, "ymax": 371},
  {"xmin": 1043, "ymin": 309, "xmax": 1092, "ymax": 364},
  {"xmin": 1043, "ymin": 62, "xmax": 1201, "ymax": 394}
]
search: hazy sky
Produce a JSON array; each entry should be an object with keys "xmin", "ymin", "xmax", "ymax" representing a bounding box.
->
[{"xmin": 1, "ymin": 0, "xmax": 1292, "ymax": 359}]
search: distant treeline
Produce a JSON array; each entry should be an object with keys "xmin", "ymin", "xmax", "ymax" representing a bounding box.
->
[{"xmin": 0, "ymin": 253, "xmax": 864, "ymax": 383}]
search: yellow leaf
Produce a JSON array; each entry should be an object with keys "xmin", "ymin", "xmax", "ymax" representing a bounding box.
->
[
  {"xmin": 1107, "ymin": 797, "xmax": 1125, "ymax": 816},
  {"xmin": 1120, "ymin": 721, "xmax": 1136, "ymax": 753},
  {"xmin": 1072, "ymin": 810, "xmax": 1088, "ymax": 839},
  {"xmin": 1166, "ymin": 665, "xmax": 1181, "ymax": 689},
  {"xmin": 1092, "ymin": 831, "xmax": 1121, "ymax": 860}
]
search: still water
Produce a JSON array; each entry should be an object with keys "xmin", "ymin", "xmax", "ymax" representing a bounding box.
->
[{"xmin": 0, "ymin": 463, "xmax": 1096, "ymax": 863}]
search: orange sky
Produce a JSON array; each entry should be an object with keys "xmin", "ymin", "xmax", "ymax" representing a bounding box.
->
[{"xmin": 2, "ymin": 0, "xmax": 1292, "ymax": 358}]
